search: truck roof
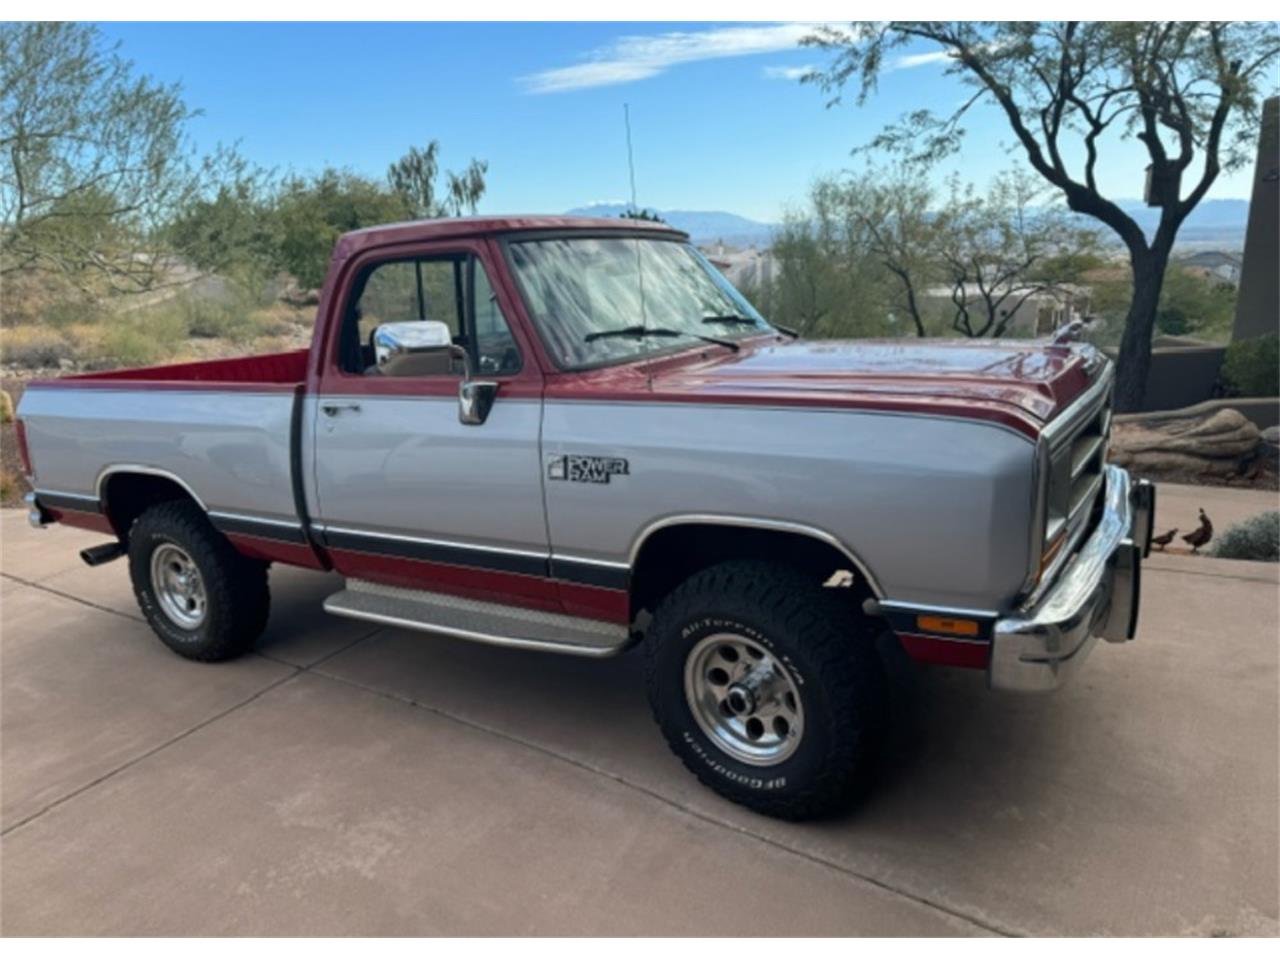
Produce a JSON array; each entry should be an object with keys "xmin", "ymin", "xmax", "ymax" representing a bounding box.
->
[{"xmin": 334, "ymin": 215, "xmax": 687, "ymax": 260}]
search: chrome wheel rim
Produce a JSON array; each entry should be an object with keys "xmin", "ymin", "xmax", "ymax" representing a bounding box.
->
[
  {"xmin": 683, "ymin": 633, "xmax": 805, "ymax": 766},
  {"xmin": 150, "ymin": 543, "xmax": 207, "ymax": 629}
]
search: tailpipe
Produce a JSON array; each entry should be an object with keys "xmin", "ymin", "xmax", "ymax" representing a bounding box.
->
[{"xmin": 81, "ymin": 542, "xmax": 126, "ymax": 567}]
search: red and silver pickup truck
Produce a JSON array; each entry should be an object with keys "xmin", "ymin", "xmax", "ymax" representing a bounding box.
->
[{"xmin": 16, "ymin": 216, "xmax": 1153, "ymax": 819}]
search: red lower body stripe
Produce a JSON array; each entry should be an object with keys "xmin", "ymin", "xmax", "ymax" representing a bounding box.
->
[
  {"xmin": 225, "ymin": 532, "xmax": 326, "ymax": 570},
  {"xmin": 47, "ymin": 507, "xmax": 114, "ymax": 535},
  {"xmin": 896, "ymin": 633, "xmax": 991, "ymax": 670},
  {"xmin": 324, "ymin": 547, "xmax": 630, "ymax": 624}
]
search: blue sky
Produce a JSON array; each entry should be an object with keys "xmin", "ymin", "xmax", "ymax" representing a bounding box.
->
[{"xmin": 97, "ymin": 22, "xmax": 1255, "ymax": 223}]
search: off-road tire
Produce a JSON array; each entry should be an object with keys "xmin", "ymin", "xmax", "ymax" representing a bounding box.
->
[
  {"xmin": 645, "ymin": 560, "xmax": 887, "ymax": 820},
  {"xmin": 127, "ymin": 500, "xmax": 270, "ymax": 661}
]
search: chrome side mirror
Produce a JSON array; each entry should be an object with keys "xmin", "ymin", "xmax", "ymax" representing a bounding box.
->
[
  {"xmin": 373, "ymin": 320, "xmax": 454, "ymax": 376},
  {"xmin": 371, "ymin": 319, "xmax": 498, "ymax": 425},
  {"xmin": 458, "ymin": 379, "xmax": 499, "ymax": 426}
]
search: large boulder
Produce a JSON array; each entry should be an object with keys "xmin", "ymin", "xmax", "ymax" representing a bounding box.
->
[{"xmin": 1109, "ymin": 408, "xmax": 1262, "ymax": 478}]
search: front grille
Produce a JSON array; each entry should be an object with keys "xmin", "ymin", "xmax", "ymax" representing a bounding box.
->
[
  {"xmin": 1067, "ymin": 403, "xmax": 1110, "ymax": 519},
  {"xmin": 1045, "ymin": 384, "xmax": 1112, "ymax": 547}
]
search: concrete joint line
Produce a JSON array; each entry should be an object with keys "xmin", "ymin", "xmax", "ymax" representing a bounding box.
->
[
  {"xmin": 0, "ymin": 669, "xmax": 303, "ymax": 838},
  {"xmin": 1, "ymin": 572, "xmax": 146, "ymax": 624},
  {"xmin": 307, "ymin": 666, "xmax": 1022, "ymax": 938}
]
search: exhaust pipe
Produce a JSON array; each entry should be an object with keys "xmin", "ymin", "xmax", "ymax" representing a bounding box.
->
[{"xmin": 81, "ymin": 542, "xmax": 126, "ymax": 567}]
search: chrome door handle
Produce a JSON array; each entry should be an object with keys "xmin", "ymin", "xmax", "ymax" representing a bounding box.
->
[{"xmin": 321, "ymin": 402, "xmax": 361, "ymax": 417}]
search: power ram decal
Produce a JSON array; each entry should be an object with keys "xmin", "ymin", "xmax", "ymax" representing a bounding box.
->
[{"xmin": 547, "ymin": 455, "xmax": 630, "ymax": 484}]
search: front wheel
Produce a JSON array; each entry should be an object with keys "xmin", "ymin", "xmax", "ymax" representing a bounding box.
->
[
  {"xmin": 645, "ymin": 561, "xmax": 887, "ymax": 820},
  {"xmin": 128, "ymin": 500, "xmax": 270, "ymax": 661}
]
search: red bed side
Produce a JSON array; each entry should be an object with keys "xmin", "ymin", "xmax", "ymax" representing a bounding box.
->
[{"xmin": 25, "ymin": 349, "xmax": 309, "ymax": 391}]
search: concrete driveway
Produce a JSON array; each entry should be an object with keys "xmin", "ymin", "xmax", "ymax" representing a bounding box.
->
[{"xmin": 1, "ymin": 484, "xmax": 1277, "ymax": 936}]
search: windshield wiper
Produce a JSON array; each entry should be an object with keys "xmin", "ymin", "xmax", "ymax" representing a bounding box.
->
[
  {"xmin": 584, "ymin": 325, "xmax": 738, "ymax": 352},
  {"xmin": 703, "ymin": 314, "xmax": 798, "ymax": 339}
]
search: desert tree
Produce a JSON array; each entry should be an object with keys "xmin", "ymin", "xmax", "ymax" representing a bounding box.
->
[
  {"xmin": 0, "ymin": 22, "xmax": 201, "ymax": 298},
  {"xmin": 759, "ymin": 181, "xmax": 906, "ymax": 338},
  {"xmin": 932, "ymin": 170, "xmax": 1099, "ymax": 338},
  {"xmin": 806, "ymin": 21, "xmax": 1280, "ymax": 410},
  {"xmin": 388, "ymin": 141, "xmax": 488, "ymax": 219},
  {"xmin": 817, "ymin": 171, "xmax": 936, "ymax": 337}
]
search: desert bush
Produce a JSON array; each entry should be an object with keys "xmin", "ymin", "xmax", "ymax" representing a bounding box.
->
[
  {"xmin": 1, "ymin": 326, "xmax": 71, "ymax": 368},
  {"xmin": 246, "ymin": 305, "xmax": 296, "ymax": 338},
  {"xmin": 0, "ymin": 468, "xmax": 23, "ymax": 503},
  {"xmin": 185, "ymin": 301, "xmax": 251, "ymax": 340},
  {"xmin": 1211, "ymin": 511, "xmax": 1280, "ymax": 562},
  {"xmin": 1220, "ymin": 334, "xmax": 1280, "ymax": 398},
  {"xmin": 41, "ymin": 297, "xmax": 98, "ymax": 330},
  {"xmin": 98, "ymin": 309, "xmax": 189, "ymax": 368},
  {"xmin": 251, "ymin": 335, "xmax": 291, "ymax": 355}
]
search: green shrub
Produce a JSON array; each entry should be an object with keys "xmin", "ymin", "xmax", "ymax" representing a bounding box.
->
[
  {"xmin": 42, "ymin": 298, "xmax": 96, "ymax": 330},
  {"xmin": 0, "ymin": 468, "xmax": 23, "ymax": 504},
  {"xmin": 184, "ymin": 297, "xmax": 258, "ymax": 341},
  {"xmin": 99, "ymin": 309, "xmax": 188, "ymax": 368},
  {"xmin": 1211, "ymin": 511, "xmax": 1280, "ymax": 562},
  {"xmin": 1220, "ymin": 334, "xmax": 1280, "ymax": 397}
]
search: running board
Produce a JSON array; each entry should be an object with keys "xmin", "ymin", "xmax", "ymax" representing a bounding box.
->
[{"xmin": 323, "ymin": 579, "xmax": 631, "ymax": 658}]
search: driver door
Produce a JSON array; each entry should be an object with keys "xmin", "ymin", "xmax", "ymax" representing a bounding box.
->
[{"xmin": 309, "ymin": 243, "xmax": 554, "ymax": 609}]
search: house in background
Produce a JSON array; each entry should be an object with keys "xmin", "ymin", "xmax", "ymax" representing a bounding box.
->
[
  {"xmin": 1177, "ymin": 250, "xmax": 1243, "ymax": 287},
  {"xmin": 919, "ymin": 282, "xmax": 1092, "ymax": 337},
  {"xmin": 702, "ymin": 242, "xmax": 775, "ymax": 291}
]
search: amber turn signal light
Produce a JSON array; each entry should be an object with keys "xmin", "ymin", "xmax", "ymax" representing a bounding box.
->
[{"xmin": 916, "ymin": 615, "xmax": 980, "ymax": 637}]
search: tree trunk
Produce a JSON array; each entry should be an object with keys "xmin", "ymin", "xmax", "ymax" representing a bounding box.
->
[{"xmin": 1113, "ymin": 247, "xmax": 1170, "ymax": 413}]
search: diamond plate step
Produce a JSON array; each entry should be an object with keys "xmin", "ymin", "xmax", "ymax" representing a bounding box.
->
[{"xmin": 323, "ymin": 579, "xmax": 630, "ymax": 657}]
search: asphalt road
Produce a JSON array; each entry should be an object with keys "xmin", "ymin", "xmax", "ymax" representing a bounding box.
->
[{"xmin": 1, "ymin": 485, "xmax": 1277, "ymax": 936}]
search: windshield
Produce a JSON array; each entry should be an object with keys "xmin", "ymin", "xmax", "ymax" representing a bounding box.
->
[{"xmin": 507, "ymin": 236, "xmax": 771, "ymax": 369}]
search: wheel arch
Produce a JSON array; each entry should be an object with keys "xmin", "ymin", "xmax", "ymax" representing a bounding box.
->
[
  {"xmin": 627, "ymin": 515, "xmax": 883, "ymax": 622},
  {"xmin": 96, "ymin": 465, "xmax": 207, "ymax": 541}
]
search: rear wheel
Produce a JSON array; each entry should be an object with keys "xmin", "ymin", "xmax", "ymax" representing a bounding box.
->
[
  {"xmin": 127, "ymin": 500, "xmax": 269, "ymax": 661},
  {"xmin": 645, "ymin": 560, "xmax": 887, "ymax": 820}
]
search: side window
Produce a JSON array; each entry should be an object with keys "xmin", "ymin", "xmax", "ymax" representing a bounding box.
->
[
  {"xmin": 342, "ymin": 254, "xmax": 520, "ymax": 377},
  {"xmin": 472, "ymin": 261, "xmax": 521, "ymax": 376},
  {"xmin": 355, "ymin": 258, "xmax": 461, "ymax": 350}
]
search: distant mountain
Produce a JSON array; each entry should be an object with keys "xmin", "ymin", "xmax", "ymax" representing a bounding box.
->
[
  {"xmin": 564, "ymin": 204, "xmax": 777, "ymax": 247},
  {"xmin": 565, "ymin": 197, "xmax": 1248, "ymax": 251}
]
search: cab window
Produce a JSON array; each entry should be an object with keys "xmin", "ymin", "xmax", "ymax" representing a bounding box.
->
[{"xmin": 340, "ymin": 254, "xmax": 521, "ymax": 377}]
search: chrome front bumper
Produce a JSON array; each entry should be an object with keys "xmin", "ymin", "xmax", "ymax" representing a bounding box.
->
[{"xmin": 989, "ymin": 466, "xmax": 1154, "ymax": 692}]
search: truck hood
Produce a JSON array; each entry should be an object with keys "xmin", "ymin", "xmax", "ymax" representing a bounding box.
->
[{"xmin": 638, "ymin": 338, "xmax": 1104, "ymax": 434}]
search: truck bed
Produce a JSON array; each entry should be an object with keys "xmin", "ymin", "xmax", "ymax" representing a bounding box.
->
[
  {"xmin": 42, "ymin": 349, "xmax": 309, "ymax": 389},
  {"xmin": 19, "ymin": 349, "xmax": 313, "ymax": 554}
]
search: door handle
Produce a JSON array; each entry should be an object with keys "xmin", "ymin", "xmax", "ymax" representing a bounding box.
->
[{"xmin": 321, "ymin": 402, "xmax": 361, "ymax": 417}]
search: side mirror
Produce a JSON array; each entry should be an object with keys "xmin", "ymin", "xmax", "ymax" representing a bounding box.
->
[
  {"xmin": 373, "ymin": 320, "xmax": 455, "ymax": 375},
  {"xmin": 459, "ymin": 379, "xmax": 498, "ymax": 426},
  {"xmin": 372, "ymin": 319, "xmax": 498, "ymax": 425}
]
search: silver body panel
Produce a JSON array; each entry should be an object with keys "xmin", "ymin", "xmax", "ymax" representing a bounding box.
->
[
  {"xmin": 542, "ymin": 401, "xmax": 1036, "ymax": 611},
  {"xmin": 22, "ymin": 385, "xmax": 1042, "ymax": 613},
  {"xmin": 307, "ymin": 394, "xmax": 548, "ymax": 554},
  {"xmin": 17, "ymin": 387, "xmax": 299, "ymax": 522}
]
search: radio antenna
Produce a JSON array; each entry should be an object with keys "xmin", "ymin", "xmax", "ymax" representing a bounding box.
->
[
  {"xmin": 623, "ymin": 103, "xmax": 649, "ymax": 374},
  {"xmin": 624, "ymin": 102, "xmax": 638, "ymax": 211}
]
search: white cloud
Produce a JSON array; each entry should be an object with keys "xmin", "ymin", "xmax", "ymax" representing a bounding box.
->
[
  {"xmin": 887, "ymin": 49, "xmax": 954, "ymax": 71},
  {"xmin": 762, "ymin": 64, "xmax": 815, "ymax": 81},
  {"xmin": 521, "ymin": 23, "xmax": 819, "ymax": 94}
]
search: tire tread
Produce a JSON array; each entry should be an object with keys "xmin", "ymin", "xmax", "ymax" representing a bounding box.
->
[
  {"xmin": 128, "ymin": 500, "xmax": 270, "ymax": 662},
  {"xmin": 644, "ymin": 560, "xmax": 886, "ymax": 820}
]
